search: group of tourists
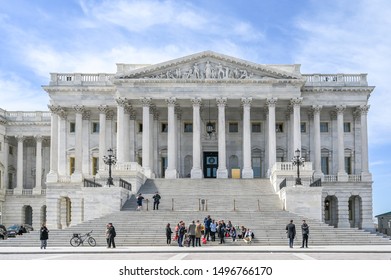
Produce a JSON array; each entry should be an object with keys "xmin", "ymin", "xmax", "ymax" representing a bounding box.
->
[{"xmin": 166, "ymin": 215, "xmax": 255, "ymax": 247}]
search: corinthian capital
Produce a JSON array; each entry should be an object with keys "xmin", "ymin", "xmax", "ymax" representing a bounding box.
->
[
  {"xmin": 73, "ymin": 105, "xmax": 85, "ymax": 114},
  {"xmin": 359, "ymin": 105, "xmax": 370, "ymax": 115},
  {"xmin": 311, "ymin": 105, "xmax": 323, "ymax": 114},
  {"xmin": 241, "ymin": 97, "xmax": 252, "ymax": 107},
  {"xmin": 98, "ymin": 105, "xmax": 110, "ymax": 114},
  {"xmin": 266, "ymin": 98, "xmax": 278, "ymax": 107},
  {"xmin": 191, "ymin": 97, "xmax": 202, "ymax": 107},
  {"xmin": 116, "ymin": 97, "xmax": 129, "ymax": 107},
  {"xmin": 166, "ymin": 97, "xmax": 177, "ymax": 107},
  {"xmin": 290, "ymin": 97, "xmax": 303, "ymax": 107},
  {"xmin": 140, "ymin": 97, "xmax": 152, "ymax": 107},
  {"xmin": 335, "ymin": 105, "xmax": 346, "ymax": 115},
  {"xmin": 216, "ymin": 97, "xmax": 227, "ymax": 107}
]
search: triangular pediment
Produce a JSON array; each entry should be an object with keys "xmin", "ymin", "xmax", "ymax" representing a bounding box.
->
[{"xmin": 116, "ymin": 51, "xmax": 302, "ymax": 81}]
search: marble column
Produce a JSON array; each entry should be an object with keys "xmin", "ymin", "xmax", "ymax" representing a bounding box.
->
[
  {"xmin": 47, "ymin": 105, "xmax": 59, "ymax": 182},
  {"xmin": 191, "ymin": 98, "xmax": 203, "ymax": 178},
  {"xmin": 123, "ymin": 105, "xmax": 131, "ymax": 162},
  {"xmin": 71, "ymin": 105, "xmax": 84, "ymax": 182},
  {"xmin": 3, "ymin": 137, "xmax": 9, "ymax": 189},
  {"xmin": 216, "ymin": 97, "xmax": 228, "ymax": 178},
  {"xmin": 291, "ymin": 98, "xmax": 302, "ymax": 155},
  {"xmin": 336, "ymin": 105, "xmax": 348, "ymax": 181},
  {"xmin": 16, "ymin": 135, "xmax": 25, "ymax": 194},
  {"xmin": 116, "ymin": 97, "xmax": 127, "ymax": 163},
  {"xmin": 242, "ymin": 97, "xmax": 254, "ymax": 178},
  {"xmin": 359, "ymin": 105, "xmax": 372, "ymax": 181},
  {"xmin": 267, "ymin": 98, "xmax": 277, "ymax": 176},
  {"xmin": 141, "ymin": 97, "xmax": 152, "ymax": 178},
  {"xmin": 165, "ymin": 97, "xmax": 177, "ymax": 178},
  {"xmin": 34, "ymin": 135, "xmax": 43, "ymax": 195},
  {"xmin": 312, "ymin": 105, "xmax": 323, "ymax": 178},
  {"xmin": 129, "ymin": 109, "xmax": 136, "ymax": 162},
  {"xmin": 98, "ymin": 105, "xmax": 108, "ymax": 173},
  {"xmin": 82, "ymin": 110, "xmax": 91, "ymax": 175}
]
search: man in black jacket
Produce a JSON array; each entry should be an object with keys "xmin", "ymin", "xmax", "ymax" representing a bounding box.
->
[
  {"xmin": 107, "ymin": 223, "xmax": 116, "ymax": 248},
  {"xmin": 300, "ymin": 220, "xmax": 309, "ymax": 248},
  {"xmin": 153, "ymin": 192, "xmax": 161, "ymax": 210},
  {"xmin": 286, "ymin": 220, "xmax": 296, "ymax": 248}
]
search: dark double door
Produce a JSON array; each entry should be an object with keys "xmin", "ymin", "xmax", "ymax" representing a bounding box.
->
[{"xmin": 203, "ymin": 152, "xmax": 218, "ymax": 178}]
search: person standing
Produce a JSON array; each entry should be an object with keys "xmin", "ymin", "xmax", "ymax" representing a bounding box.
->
[
  {"xmin": 166, "ymin": 223, "xmax": 173, "ymax": 245},
  {"xmin": 188, "ymin": 221, "xmax": 196, "ymax": 247},
  {"xmin": 300, "ymin": 220, "xmax": 309, "ymax": 248},
  {"xmin": 136, "ymin": 193, "xmax": 145, "ymax": 211},
  {"xmin": 107, "ymin": 223, "xmax": 116, "ymax": 248},
  {"xmin": 105, "ymin": 223, "xmax": 110, "ymax": 247},
  {"xmin": 39, "ymin": 223, "xmax": 49, "ymax": 249},
  {"xmin": 195, "ymin": 220, "xmax": 202, "ymax": 247},
  {"xmin": 218, "ymin": 221, "xmax": 226, "ymax": 244},
  {"xmin": 286, "ymin": 220, "xmax": 296, "ymax": 248},
  {"xmin": 152, "ymin": 192, "xmax": 161, "ymax": 210}
]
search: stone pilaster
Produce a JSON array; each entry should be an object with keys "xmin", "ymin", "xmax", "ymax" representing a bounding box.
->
[
  {"xmin": 338, "ymin": 195, "xmax": 350, "ymax": 228},
  {"xmin": 82, "ymin": 110, "xmax": 91, "ymax": 176},
  {"xmin": 242, "ymin": 97, "xmax": 253, "ymax": 178},
  {"xmin": 47, "ymin": 105, "xmax": 59, "ymax": 182},
  {"xmin": 359, "ymin": 105, "xmax": 372, "ymax": 181},
  {"xmin": 57, "ymin": 108, "xmax": 67, "ymax": 177},
  {"xmin": 123, "ymin": 104, "xmax": 132, "ymax": 162}
]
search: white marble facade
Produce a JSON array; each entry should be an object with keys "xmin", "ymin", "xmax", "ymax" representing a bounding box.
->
[{"xmin": 0, "ymin": 51, "xmax": 375, "ymax": 231}]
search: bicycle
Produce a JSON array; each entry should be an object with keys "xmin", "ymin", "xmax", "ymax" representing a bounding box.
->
[{"xmin": 70, "ymin": 230, "xmax": 96, "ymax": 247}]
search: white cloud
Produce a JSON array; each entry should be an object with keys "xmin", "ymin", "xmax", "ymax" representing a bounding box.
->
[{"xmin": 293, "ymin": 0, "xmax": 391, "ymax": 145}]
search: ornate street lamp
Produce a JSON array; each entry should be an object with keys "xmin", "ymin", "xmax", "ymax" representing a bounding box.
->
[
  {"xmin": 292, "ymin": 148, "xmax": 305, "ymax": 185},
  {"xmin": 103, "ymin": 148, "xmax": 116, "ymax": 186},
  {"xmin": 206, "ymin": 100, "xmax": 215, "ymax": 136}
]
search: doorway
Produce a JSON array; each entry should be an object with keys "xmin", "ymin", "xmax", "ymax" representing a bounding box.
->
[{"xmin": 203, "ymin": 152, "xmax": 218, "ymax": 178}]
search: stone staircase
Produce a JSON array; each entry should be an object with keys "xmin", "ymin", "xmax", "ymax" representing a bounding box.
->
[{"xmin": 0, "ymin": 179, "xmax": 390, "ymax": 247}]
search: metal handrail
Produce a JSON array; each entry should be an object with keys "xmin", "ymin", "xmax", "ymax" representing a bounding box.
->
[
  {"xmin": 83, "ymin": 179, "xmax": 102, "ymax": 188},
  {"xmin": 119, "ymin": 178, "xmax": 132, "ymax": 191}
]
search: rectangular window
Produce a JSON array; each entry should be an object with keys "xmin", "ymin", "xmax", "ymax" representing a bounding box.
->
[
  {"xmin": 0, "ymin": 142, "xmax": 2, "ymax": 151},
  {"xmin": 70, "ymin": 122, "xmax": 76, "ymax": 133},
  {"xmin": 320, "ymin": 122, "xmax": 329, "ymax": 133},
  {"xmin": 92, "ymin": 157, "xmax": 98, "ymax": 176},
  {"xmin": 229, "ymin": 122, "xmax": 238, "ymax": 133},
  {"xmin": 321, "ymin": 157, "xmax": 329, "ymax": 175},
  {"xmin": 276, "ymin": 123, "xmax": 284, "ymax": 133},
  {"xmin": 70, "ymin": 157, "xmax": 75, "ymax": 175},
  {"xmin": 345, "ymin": 157, "xmax": 352, "ymax": 174},
  {"xmin": 161, "ymin": 123, "xmax": 168, "ymax": 133},
  {"xmin": 66, "ymin": 76, "xmax": 72, "ymax": 81},
  {"xmin": 0, "ymin": 171, "xmax": 2, "ymax": 188},
  {"xmin": 92, "ymin": 122, "xmax": 100, "ymax": 133},
  {"xmin": 301, "ymin": 122, "xmax": 307, "ymax": 133},
  {"xmin": 252, "ymin": 122, "xmax": 261, "ymax": 133},
  {"xmin": 184, "ymin": 123, "xmax": 193, "ymax": 133},
  {"xmin": 344, "ymin": 122, "xmax": 351, "ymax": 133},
  {"xmin": 139, "ymin": 123, "xmax": 143, "ymax": 133},
  {"xmin": 9, "ymin": 146, "xmax": 13, "ymax": 155}
]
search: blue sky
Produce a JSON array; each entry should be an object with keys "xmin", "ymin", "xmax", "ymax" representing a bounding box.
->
[{"xmin": 0, "ymin": 0, "xmax": 390, "ymax": 216}]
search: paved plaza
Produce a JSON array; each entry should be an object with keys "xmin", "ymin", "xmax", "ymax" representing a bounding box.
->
[{"xmin": 1, "ymin": 245, "xmax": 391, "ymax": 260}]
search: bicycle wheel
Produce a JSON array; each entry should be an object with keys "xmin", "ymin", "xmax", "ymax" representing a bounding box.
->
[
  {"xmin": 88, "ymin": 237, "xmax": 96, "ymax": 247},
  {"xmin": 70, "ymin": 236, "xmax": 81, "ymax": 247}
]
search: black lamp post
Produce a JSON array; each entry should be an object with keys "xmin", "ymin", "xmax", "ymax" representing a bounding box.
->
[
  {"xmin": 103, "ymin": 148, "xmax": 116, "ymax": 187},
  {"xmin": 292, "ymin": 148, "xmax": 305, "ymax": 185}
]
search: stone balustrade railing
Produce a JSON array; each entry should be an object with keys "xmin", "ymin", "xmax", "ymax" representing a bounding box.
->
[
  {"xmin": 0, "ymin": 111, "xmax": 51, "ymax": 122},
  {"xmin": 272, "ymin": 162, "xmax": 313, "ymax": 173},
  {"xmin": 303, "ymin": 73, "xmax": 368, "ymax": 86},
  {"xmin": 50, "ymin": 73, "xmax": 115, "ymax": 86}
]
